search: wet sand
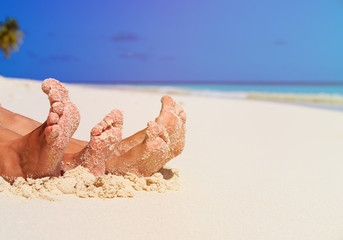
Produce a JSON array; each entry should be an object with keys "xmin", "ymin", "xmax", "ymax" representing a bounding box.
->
[{"xmin": 0, "ymin": 76, "xmax": 343, "ymax": 239}]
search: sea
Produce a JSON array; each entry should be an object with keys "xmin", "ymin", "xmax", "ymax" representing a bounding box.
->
[
  {"xmin": 103, "ymin": 83, "xmax": 343, "ymax": 112},
  {"xmin": 65, "ymin": 80, "xmax": 343, "ymax": 111},
  {"xmin": 175, "ymin": 84, "xmax": 343, "ymax": 94},
  {"xmin": 77, "ymin": 81, "xmax": 343, "ymax": 94},
  {"xmin": 144, "ymin": 84, "xmax": 343, "ymax": 97}
]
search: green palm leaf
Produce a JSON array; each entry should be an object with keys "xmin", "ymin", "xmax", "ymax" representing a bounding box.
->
[{"xmin": 0, "ymin": 18, "xmax": 24, "ymax": 58}]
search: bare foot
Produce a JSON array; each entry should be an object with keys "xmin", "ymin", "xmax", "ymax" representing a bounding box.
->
[
  {"xmin": 62, "ymin": 110, "xmax": 123, "ymax": 176},
  {"xmin": 155, "ymin": 96, "xmax": 186, "ymax": 158},
  {"xmin": 115, "ymin": 95, "xmax": 186, "ymax": 158},
  {"xmin": 0, "ymin": 78, "xmax": 80, "ymax": 182},
  {"xmin": 106, "ymin": 121, "xmax": 170, "ymax": 177}
]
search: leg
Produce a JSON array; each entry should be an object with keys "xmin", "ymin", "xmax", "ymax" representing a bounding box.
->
[
  {"xmin": 0, "ymin": 106, "xmax": 86, "ymax": 152},
  {"xmin": 0, "ymin": 95, "xmax": 186, "ymax": 158},
  {"xmin": 0, "ymin": 109, "xmax": 122, "ymax": 177},
  {"xmin": 0, "ymin": 93, "xmax": 186, "ymax": 177},
  {"xmin": 0, "ymin": 78, "xmax": 80, "ymax": 182},
  {"xmin": 0, "ymin": 125, "xmax": 23, "ymax": 141},
  {"xmin": 0, "ymin": 107, "xmax": 41, "ymax": 136}
]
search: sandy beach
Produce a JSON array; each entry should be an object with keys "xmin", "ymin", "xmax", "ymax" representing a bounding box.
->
[{"xmin": 0, "ymin": 76, "xmax": 343, "ymax": 239}]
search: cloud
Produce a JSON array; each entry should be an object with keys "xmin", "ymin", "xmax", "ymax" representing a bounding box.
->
[
  {"xmin": 120, "ymin": 51, "xmax": 150, "ymax": 61},
  {"xmin": 274, "ymin": 39, "xmax": 287, "ymax": 46},
  {"xmin": 110, "ymin": 33, "xmax": 139, "ymax": 42}
]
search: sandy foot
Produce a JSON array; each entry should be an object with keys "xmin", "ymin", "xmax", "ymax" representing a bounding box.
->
[
  {"xmin": 0, "ymin": 78, "xmax": 80, "ymax": 182},
  {"xmin": 62, "ymin": 110, "xmax": 123, "ymax": 176},
  {"xmin": 114, "ymin": 96, "xmax": 186, "ymax": 159},
  {"xmin": 106, "ymin": 121, "xmax": 170, "ymax": 177},
  {"xmin": 155, "ymin": 96, "xmax": 186, "ymax": 159}
]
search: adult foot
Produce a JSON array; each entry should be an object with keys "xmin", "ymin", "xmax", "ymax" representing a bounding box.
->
[
  {"xmin": 62, "ymin": 110, "xmax": 123, "ymax": 176},
  {"xmin": 106, "ymin": 121, "xmax": 170, "ymax": 177},
  {"xmin": 0, "ymin": 78, "xmax": 80, "ymax": 182},
  {"xmin": 115, "ymin": 96, "xmax": 186, "ymax": 159},
  {"xmin": 155, "ymin": 96, "xmax": 186, "ymax": 158}
]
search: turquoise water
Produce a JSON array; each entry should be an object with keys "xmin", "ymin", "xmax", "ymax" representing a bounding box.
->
[
  {"xmin": 168, "ymin": 84, "xmax": 343, "ymax": 95},
  {"xmin": 84, "ymin": 82, "xmax": 343, "ymax": 111},
  {"xmin": 124, "ymin": 84, "xmax": 343, "ymax": 111},
  {"xmin": 77, "ymin": 81, "xmax": 343, "ymax": 95}
]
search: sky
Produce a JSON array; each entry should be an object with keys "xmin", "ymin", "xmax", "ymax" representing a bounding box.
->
[{"xmin": 1, "ymin": 0, "xmax": 343, "ymax": 83}]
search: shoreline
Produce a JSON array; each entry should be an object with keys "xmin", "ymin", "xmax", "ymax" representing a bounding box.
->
[{"xmin": 3, "ymin": 75, "xmax": 343, "ymax": 112}]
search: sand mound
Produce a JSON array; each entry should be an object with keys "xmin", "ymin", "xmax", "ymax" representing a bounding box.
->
[{"xmin": 0, "ymin": 166, "xmax": 180, "ymax": 201}]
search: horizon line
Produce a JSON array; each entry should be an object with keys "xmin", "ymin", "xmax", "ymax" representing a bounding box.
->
[{"xmin": 63, "ymin": 80, "xmax": 343, "ymax": 86}]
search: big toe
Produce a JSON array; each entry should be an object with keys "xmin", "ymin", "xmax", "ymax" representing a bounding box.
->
[
  {"xmin": 180, "ymin": 112, "xmax": 187, "ymax": 123},
  {"xmin": 175, "ymin": 103, "xmax": 186, "ymax": 123},
  {"xmin": 42, "ymin": 78, "xmax": 69, "ymax": 103},
  {"xmin": 161, "ymin": 96, "xmax": 176, "ymax": 112},
  {"xmin": 110, "ymin": 109, "xmax": 123, "ymax": 128}
]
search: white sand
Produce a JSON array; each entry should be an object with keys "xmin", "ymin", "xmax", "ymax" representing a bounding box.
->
[
  {"xmin": 1, "ymin": 166, "xmax": 180, "ymax": 200},
  {"xmin": 0, "ymin": 76, "xmax": 343, "ymax": 239}
]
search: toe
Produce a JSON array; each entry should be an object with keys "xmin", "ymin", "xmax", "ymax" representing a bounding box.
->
[
  {"xmin": 103, "ymin": 109, "xmax": 123, "ymax": 129},
  {"xmin": 51, "ymin": 102, "xmax": 64, "ymax": 115},
  {"xmin": 91, "ymin": 109, "xmax": 123, "ymax": 136},
  {"xmin": 47, "ymin": 112, "xmax": 59, "ymax": 125},
  {"xmin": 175, "ymin": 103, "xmax": 184, "ymax": 115},
  {"xmin": 45, "ymin": 125, "xmax": 60, "ymax": 141},
  {"xmin": 146, "ymin": 121, "xmax": 160, "ymax": 138},
  {"xmin": 103, "ymin": 112, "xmax": 115, "ymax": 126},
  {"xmin": 112, "ymin": 109, "xmax": 123, "ymax": 128},
  {"xmin": 41, "ymin": 78, "xmax": 54, "ymax": 94},
  {"xmin": 42, "ymin": 78, "xmax": 69, "ymax": 103},
  {"xmin": 161, "ymin": 96, "xmax": 176, "ymax": 112},
  {"xmin": 91, "ymin": 125, "xmax": 102, "ymax": 136},
  {"xmin": 48, "ymin": 89, "xmax": 62, "ymax": 103},
  {"xmin": 180, "ymin": 112, "xmax": 187, "ymax": 123},
  {"xmin": 102, "ymin": 111, "xmax": 116, "ymax": 127},
  {"xmin": 158, "ymin": 124, "xmax": 170, "ymax": 145}
]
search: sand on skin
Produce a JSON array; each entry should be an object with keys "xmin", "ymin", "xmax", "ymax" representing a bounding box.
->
[{"xmin": 0, "ymin": 76, "xmax": 343, "ymax": 239}]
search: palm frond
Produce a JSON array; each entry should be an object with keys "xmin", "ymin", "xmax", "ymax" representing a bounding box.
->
[{"xmin": 0, "ymin": 18, "xmax": 24, "ymax": 58}]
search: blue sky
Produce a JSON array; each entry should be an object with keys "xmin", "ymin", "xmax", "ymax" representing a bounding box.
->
[{"xmin": 1, "ymin": 0, "xmax": 343, "ymax": 83}]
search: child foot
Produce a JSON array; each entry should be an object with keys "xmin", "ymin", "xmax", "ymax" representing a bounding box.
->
[
  {"xmin": 62, "ymin": 110, "xmax": 123, "ymax": 176},
  {"xmin": 114, "ymin": 96, "xmax": 186, "ymax": 159},
  {"xmin": 106, "ymin": 121, "xmax": 170, "ymax": 177}
]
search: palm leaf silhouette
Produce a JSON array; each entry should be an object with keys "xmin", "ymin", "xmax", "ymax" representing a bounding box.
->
[{"xmin": 0, "ymin": 18, "xmax": 24, "ymax": 58}]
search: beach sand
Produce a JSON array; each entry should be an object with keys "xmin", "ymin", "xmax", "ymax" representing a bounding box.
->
[{"xmin": 0, "ymin": 76, "xmax": 343, "ymax": 239}]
